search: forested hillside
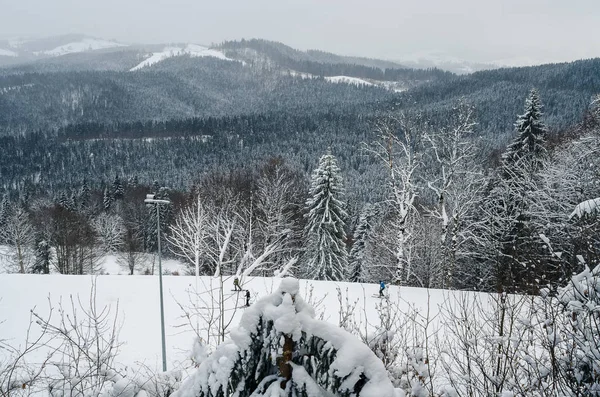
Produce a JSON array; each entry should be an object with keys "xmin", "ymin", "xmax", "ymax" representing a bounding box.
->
[{"xmin": 1, "ymin": 39, "xmax": 599, "ymax": 297}]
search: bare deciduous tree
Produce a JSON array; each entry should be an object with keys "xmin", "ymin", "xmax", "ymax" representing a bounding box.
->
[
  {"xmin": 368, "ymin": 113, "xmax": 422, "ymax": 285},
  {"xmin": 0, "ymin": 206, "xmax": 35, "ymax": 274}
]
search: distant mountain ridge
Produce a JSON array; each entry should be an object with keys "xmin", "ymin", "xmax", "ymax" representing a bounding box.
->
[
  {"xmin": 0, "ymin": 34, "xmax": 128, "ymax": 64},
  {"xmin": 0, "ymin": 34, "xmax": 599, "ymax": 204},
  {"xmin": 0, "ymin": 34, "xmax": 598, "ymax": 141}
]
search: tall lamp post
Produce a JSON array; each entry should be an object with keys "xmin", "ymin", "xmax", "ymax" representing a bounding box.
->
[{"xmin": 145, "ymin": 193, "xmax": 171, "ymax": 372}]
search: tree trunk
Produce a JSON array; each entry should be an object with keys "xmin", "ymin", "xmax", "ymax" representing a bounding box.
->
[
  {"xmin": 279, "ymin": 335, "xmax": 294, "ymax": 389},
  {"xmin": 17, "ymin": 241, "xmax": 25, "ymax": 273}
]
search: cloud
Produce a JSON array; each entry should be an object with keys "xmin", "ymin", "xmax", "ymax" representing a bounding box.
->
[{"xmin": 1, "ymin": 0, "xmax": 599, "ymax": 64}]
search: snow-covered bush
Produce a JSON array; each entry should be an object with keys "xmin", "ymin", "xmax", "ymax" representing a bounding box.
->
[
  {"xmin": 540, "ymin": 263, "xmax": 600, "ymax": 395},
  {"xmin": 173, "ymin": 278, "xmax": 395, "ymax": 397}
]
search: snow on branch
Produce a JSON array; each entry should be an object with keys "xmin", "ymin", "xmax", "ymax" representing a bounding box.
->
[
  {"xmin": 173, "ymin": 278, "xmax": 395, "ymax": 397},
  {"xmin": 569, "ymin": 197, "xmax": 600, "ymax": 219}
]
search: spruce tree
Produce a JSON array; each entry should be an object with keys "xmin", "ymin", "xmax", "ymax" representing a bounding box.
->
[
  {"xmin": 178, "ymin": 278, "xmax": 395, "ymax": 397},
  {"xmin": 58, "ymin": 193, "xmax": 70, "ymax": 210},
  {"xmin": 79, "ymin": 179, "xmax": 90, "ymax": 211},
  {"xmin": 489, "ymin": 89, "xmax": 548, "ymax": 293},
  {"xmin": 103, "ymin": 187, "xmax": 112, "ymax": 211},
  {"xmin": 152, "ymin": 180, "xmax": 160, "ymax": 195},
  {"xmin": 0, "ymin": 194, "xmax": 9, "ymax": 232},
  {"xmin": 145, "ymin": 185, "xmax": 171, "ymax": 254},
  {"xmin": 33, "ymin": 236, "xmax": 51, "ymax": 274},
  {"xmin": 502, "ymin": 88, "xmax": 547, "ymax": 172},
  {"xmin": 303, "ymin": 150, "xmax": 348, "ymax": 281},
  {"xmin": 113, "ymin": 175, "xmax": 124, "ymax": 200},
  {"xmin": 157, "ymin": 186, "xmax": 171, "ymax": 254}
]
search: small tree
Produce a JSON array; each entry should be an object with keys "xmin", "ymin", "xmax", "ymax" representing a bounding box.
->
[
  {"xmin": 168, "ymin": 195, "xmax": 209, "ymax": 277},
  {"xmin": 92, "ymin": 213, "xmax": 125, "ymax": 253},
  {"xmin": 540, "ymin": 259, "xmax": 600, "ymax": 395},
  {"xmin": 32, "ymin": 236, "xmax": 52, "ymax": 274},
  {"xmin": 173, "ymin": 278, "xmax": 395, "ymax": 397},
  {"xmin": 0, "ymin": 205, "xmax": 35, "ymax": 273}
]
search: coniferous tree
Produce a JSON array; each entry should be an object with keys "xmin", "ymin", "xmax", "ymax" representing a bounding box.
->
[
  {"xmin": 58, "ymin": 193, "xmax": 70, "ymax": 210},
  {"xmin": 145, "ymin": 185, "xmax": 171, "ymax": 254},
  {"xmin": 348, "ymin": 204, "xmax": 376, "ymax": 282},
  {"xmin": 178, "ymin": 278, "xmax": 395, "ymax": 397},
  {"xmin": 157, "ymin": 186, "xmax": 172, "ymax": 254},
  {"xmin": 487, "ymin": 89, "xmax": 548, "ymax": 293},
  {"xmin": 502, "ymin": 88, "xmax": 547, "ymax": 172},
  {"xmin": 152, "ymin": 180, "xmax": 160, "ymax": 195},
  {"xmin": 0, "ymin": 194, "xmax": 9, "ymax": 239},
  {"xmin": 33, "ymin": 235, "xmax": 51, "ymax": 274},
  {"xmin": 79, "ymin": 179, "xmax": 90, "ymax": 211},
  {"xmin": 113, "ymin": 175, "xmax": 124, "ymax": 200},
  {"xmin": 103, "ymin": 187, "xmax": 112, "ymax": 211},
  {"xmin": 303, "ymin": 150, "xmax": 348, "ymax": 281}
]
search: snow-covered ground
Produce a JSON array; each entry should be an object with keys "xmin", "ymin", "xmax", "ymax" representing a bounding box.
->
[
  {"xmin": 0, "ymin": 48, "xmax": 18, "ymax": 57},
  {"xmin": 130, "ymin": 44, "xmax": 232, "ymax": 71},
  {"xmin": 0, "ymin": 273, "xmax": 469, "ymax": 375},
  {"xmin": 98, "ymin": 253, "xmax": 189, "ymax": 275},
  {"xmin": 324, "ymin": 75, "xmax": 374, "ymax": 87},
  {"xmin": 34, "ymin": 38, "xmax": 128, "ymax": 56},
  {"xmin": 0, "ymin": 246, "xmax": 186, "ymax": 275}
]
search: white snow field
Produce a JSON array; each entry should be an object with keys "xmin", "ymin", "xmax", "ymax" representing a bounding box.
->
[
  {"xmin": 0, "ymin": 48, "xmax": 18, "ymax": 57},
  {"xmin": 130, "ymin": 44, "xmax": 232, "ymax": 71},
  {"xmin": 324, "ymin": 76, "xmax": 374, "ymax": 87},
  {"xmin": 35, "ymin": 38, "xmax": 128, "ymax": 56},
  {"xmin": 0, "ymin": 274, "xmax": 472, "ymax": 373}
]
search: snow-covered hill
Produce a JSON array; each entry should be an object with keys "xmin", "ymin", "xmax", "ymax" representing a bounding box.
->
[
  {"xmin": 324, "ymin": 75, "xmax": 374, "ymax": 87},
  {"xmin": 34, "ymin": 37, "xmax": 127, "ymax": 56},
  {"xmin": 0, "ymin": 48, "xmax": 18, "ymax": 57},
  {"xmin": 0, "ymin": 35, "xmax": 128, "ymax": 59},
  {"xmin": 0, "ymin": 273, "xmax": 475, "ymax": 375},
  {"xmin": 130, "ymin": 44, "xmax": 233, "ymax": 71},
  {"xmin": 396, "ymin": 50, "xmax": 568, "ymax": 74}
]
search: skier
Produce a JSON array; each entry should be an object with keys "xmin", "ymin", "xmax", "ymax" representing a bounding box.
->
[
  {"xmin": 245, "ymin": 289, "xmax": 251, "ymax": 307},
  {"xmin": 233, "ymin": 277, "xmax": 242, "ymax": 291},
  {"xmin": 379, "ymin": 280, "xmax": 386, "ymax": 297}
]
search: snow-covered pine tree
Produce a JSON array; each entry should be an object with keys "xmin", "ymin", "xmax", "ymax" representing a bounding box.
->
[
  {"xmin": 0, "ymin": 194, "xmax": 9, "ymax": 243},
  {"xmin": 348, "ymin": 204, "xmax": 376, "ymax": 282},
  {"xmin": 173, "ymin": 278, "xmax": 395, "ymax": 397},
  {"xmin": 540, "ymin": 262, "xmax": 600, "ymax": 395},
  {"xmin": 485, "ymin": 89, "xmax": 549, "ymax": 293},
  {"xmin": 103, "ymin": 187, "xmax": 112, "ymax": 211},
  {"xmin": 145, "ymin": 185, "xmax": 171, "ymax": 254},
  {"xmin": 58, "ymin": 192, "xmax": 70, "ymax": 211},
  {"xmin": 33, "ymin": 236, "xmax": 51, "ymax": 274},
  {"xmin": 158, "ymin": 187, "xmax": 172, "ymax": 254},
  {"xmin": 113, "ymin": 175, "xmax": 124, "ymax": 200},
  {"xmin": 502, "ymin": 88, "xmax": 547, "ymax": 172},
  {"xmin": 152, "ymin": 180, "xmax": 160, "ymax": 195},
  {"xmin": 303, "ymin": 150, "xmax": 348, "ymax": 281},
  {"xmin": 79, "ymin": 179, "xmax": 90, "ymax": 211}
]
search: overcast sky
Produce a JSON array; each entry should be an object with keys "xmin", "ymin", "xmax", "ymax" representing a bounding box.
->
[{"xmin": 1, "ymin": 0, "xmax": 599, "ymax": 64}]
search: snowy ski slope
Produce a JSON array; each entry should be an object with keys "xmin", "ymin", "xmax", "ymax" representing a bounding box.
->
[{"xmin": 0, "ymin": 274, "xmax": 483, "ymax": 375}]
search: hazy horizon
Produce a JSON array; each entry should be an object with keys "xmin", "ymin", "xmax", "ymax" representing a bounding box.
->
[{"xmin": 2, "ymin": 0, "xmax": 600, "ymax": 65}]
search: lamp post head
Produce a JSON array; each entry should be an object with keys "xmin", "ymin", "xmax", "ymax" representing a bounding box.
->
[{"xmin": 145, "ymin": 194, "xmax": 171, "ymax": 206}]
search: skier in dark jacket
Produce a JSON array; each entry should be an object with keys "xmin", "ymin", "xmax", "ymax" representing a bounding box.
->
[
  {"xmin": 379, "ymin": 280, "xmax": 386, "ymax": 297},
  {"xmin": 245, "ymin": 290, "xmax": 251, "ymax": 307}
]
